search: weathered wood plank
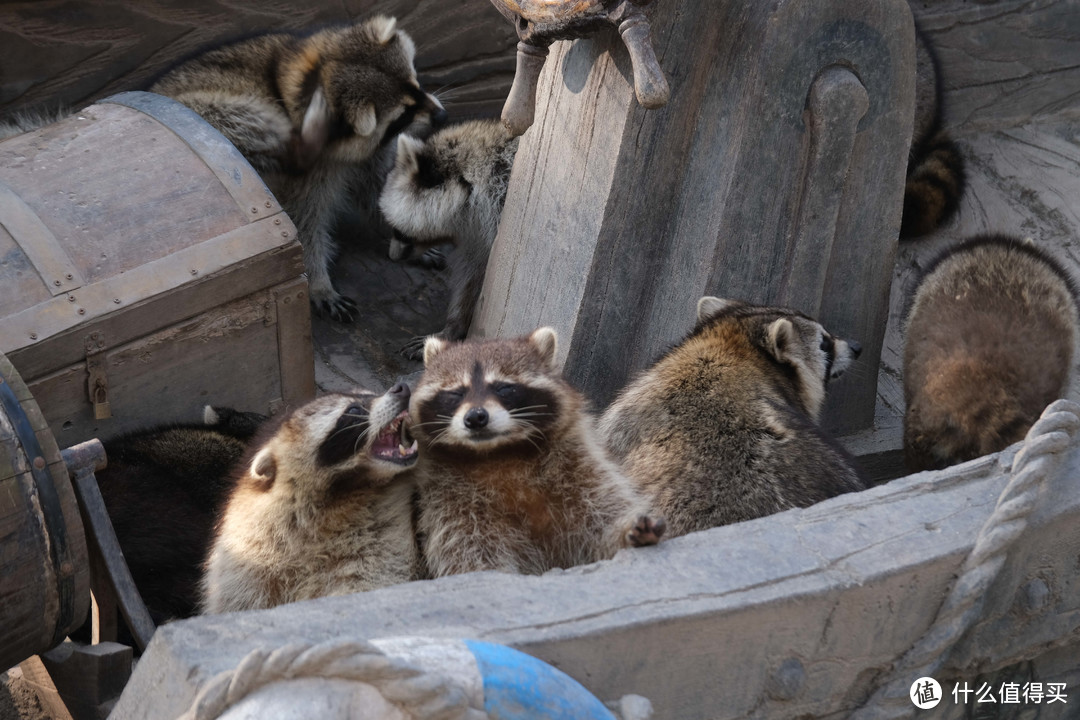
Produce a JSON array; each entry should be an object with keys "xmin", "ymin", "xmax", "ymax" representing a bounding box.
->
[
  {"xmin": 474, "ymin": 0, "xmax": 916, "ymax": 434},
  {"xmin": 0, "ymin": 0, "xmax": 516, "ymax": 122}
]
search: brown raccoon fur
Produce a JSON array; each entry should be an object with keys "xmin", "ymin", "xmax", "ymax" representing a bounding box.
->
[
  {"xmin": 202, "ymin": 385, "xmax": 421, "ymax": 613},
  {"xmin": 379, "ymin": 119, "xmax": 520, "ymax": 359},
  {"xmin": 903, "ymin": 235, "xmax": 1079, "ymax": 471},
  {"xmin": 409, "ymin": 328, "xmax": 663, "ymax": 577},
  {"xmin": 150, "ymin": 16, "xmax": 446, "ymax": 322},
  {"xmin": 598, "ymin": 297, "xmax": 866, "ymax": 538},
  {"xmin": 901, "ymin": 23, "xmax": 965, "ymax": 239},
  {"xmin": 85, "ymin": 406, "xmax": 267, "ymax": 632}
]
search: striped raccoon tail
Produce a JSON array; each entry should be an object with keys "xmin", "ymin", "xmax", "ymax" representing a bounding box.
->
[{"xmin": 900, "ymin": 131, "xmax": 966, "ymax": 239}]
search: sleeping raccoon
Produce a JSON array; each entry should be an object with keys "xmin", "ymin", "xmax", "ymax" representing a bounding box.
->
[
  {"xmin": 409, "ymin": 328, "xmax": 663, "ymax": 577},
  {"xmin": 903, "ymin": 235, "xmax": 1080, "ymax": 471},
  {"xmin": 379, "ymin": 119, "xmax": 520, "ymax": 359},
  {"xmin": 901, "ymin": 23, "xmax": 965, "ymax": 238},
  {"xmin": 202, "ymin": 385, "xmax": 421, "ymax": 613},
  {"xmin": 598, "ymin": 297, "xmax": 866, "ymax": 537},
  {"xmin": 150, "ymin": 16, "xmax": 446, "ymax": 322},
  {"xmin": 88, "ymin": 406, "xmax": 267, "ymax": 628}
]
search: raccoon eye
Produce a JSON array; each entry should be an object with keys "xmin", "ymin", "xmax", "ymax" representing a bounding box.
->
[
  {"xmin": 819, "ymin": 336, "xmax": 831, "ymax": 353},
  {"xmin": 491, "ymin": 382, "xmax": 522, "ymax": 403},
  {"xmin": 439, "ymin": 388, "xmax": 466, "ymax": 401},
  {"xmin": 415, "ymin": 154, "xmax": 445, "ymax": 188}
]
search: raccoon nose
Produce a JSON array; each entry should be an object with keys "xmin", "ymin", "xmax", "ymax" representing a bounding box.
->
[
  {"xmin": 389, "ymin": 382, "xmax": 410, "ymax": 400},
  {"xmin": 464, "ymin": 407, "xmax": 488, "ymax": 429},
  {"xmin": 431, "ymin": 106, "xmax": 448, "ymax": 128},
  {"xmin": 849, "ymin": 340, "xmax": 862, "ymax": 358}
]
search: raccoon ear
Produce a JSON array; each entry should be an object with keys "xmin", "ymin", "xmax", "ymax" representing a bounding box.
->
[
  {"xmin": 766, "ymin": 318, "xmax": 797, "ymax": 364},
  {"xmin": 250, "ymin": 448, "xmax": 277, "ymax": 489},
  {"xmin": 369, "ymin": 15, "xmax": 398, "ymax": 45},
  {"xmin": 353, "ymin": 102, "xmax": 378, "ymax": 137},
  {"xmin": 300, "ymin": 86, "xmax": 331, "ymax": 156},
  {"xmin": 423, "ymin": 336, "xmax": 448, "ymax": 366},
  {"xmin": 696, "ymin": 296, "xmax": 741, "ymax": 322},
  {"xmin": 396, "ymin": 134, "xmax": 423, "ymax": 169},
  {"xmin": 529, "ymin": 327, "xmax": 558, "ymax": 369}
]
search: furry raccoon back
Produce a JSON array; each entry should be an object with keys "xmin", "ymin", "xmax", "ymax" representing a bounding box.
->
[
  {"xmin": 599, "ymin": 298, "xmax": 865, "ymax": 537},
  {"xmin": 903, "ymin": 235, "xmax": 1080, "ymax": 470}
]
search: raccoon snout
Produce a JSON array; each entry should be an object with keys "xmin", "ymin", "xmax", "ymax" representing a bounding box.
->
[
  {"xmin": 848, "ymin": 341, "xmax": 862, "ymax": 358},
  {"xmin": 389, "ymin": 382, "xmax": 410, "ymax": 399},
  {"xmin": 431, "ymin": 106, "xmax": 448, "ymax": 128},
  {"xmin": 464, "ymin": 407, "xmax": 489, "ymax": 429}
]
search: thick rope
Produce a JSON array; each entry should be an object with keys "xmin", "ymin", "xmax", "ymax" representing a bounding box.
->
[
  {"xmin": 177, "ymin": 638, "xmax": 488, "ymax": 720},
  {"xmin": 851, "ymin": 399, "xmax": 1080, "ymax": 720}
]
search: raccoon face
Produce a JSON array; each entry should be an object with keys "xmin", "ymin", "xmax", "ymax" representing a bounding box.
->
[
  {"xmin": 289, "ymin": 17, "xmax": 446, "ymax": 166},
  {"xmin": 410, "ymin": 328, "xmax": 566, "ymax": 454},
  {"xmin": 379, "ymin": 133, "xmax": 472, "ymax": 242},
  {"xmin": 248, "ymin": 385, "xmax": 418, "ymax": 497},
  {"xmin": 697, "ymin": 296, "xmax": 861, "ymax": 420}
]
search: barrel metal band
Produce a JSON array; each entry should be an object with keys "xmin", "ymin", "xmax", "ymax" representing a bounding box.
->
[
  {"xmin": 0, "ymin": 180, "xmax": 84, "ymax": 296},
  {"xmin": 98, "ymin": 92, "xmax": 282, "ymax": 222},
  {"xmin": 0, "ymin": 369, "xmax": 76, "ymax": 646}
]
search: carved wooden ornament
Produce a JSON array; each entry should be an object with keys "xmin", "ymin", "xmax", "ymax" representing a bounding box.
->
[{"xmin": 489, "ymin": 0, "xmax": 670, "ymax": 135}]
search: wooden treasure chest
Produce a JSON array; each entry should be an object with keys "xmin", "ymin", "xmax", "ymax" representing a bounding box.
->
[{"xmin": 0, "ymin": 91, "xmax": 315, "ymax": 446}]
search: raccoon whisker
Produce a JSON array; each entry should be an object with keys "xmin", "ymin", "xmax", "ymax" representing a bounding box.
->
[
  {"xmin": 506, "ymin": 404, "xmax": 549, "ymax": 413},
  {"xmin": 409, "ymin": 419, "xmax": 451, "ymax": 430},
  {"xmin": 325, "ymin": 423, "xmax": 370, "ymax": 443},
  {"xmin": 507, "ymin": 411, "xmax": 554, "ymax": 419}
]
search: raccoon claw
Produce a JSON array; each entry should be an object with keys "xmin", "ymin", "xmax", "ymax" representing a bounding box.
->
[
  {"xmin": 399, "ymin": 335, "xmax": 429, "ymax": 361},
  {"xmin": 411, "ymin": 247, "xmax": 447, "ymax": 270},
  {"xmin": 314, "ymin": 294, "xmax": 359, "ymax": 323},
  {"xmin": 628, "ymin": 515, "xmax": 665, "ymax": 547}
]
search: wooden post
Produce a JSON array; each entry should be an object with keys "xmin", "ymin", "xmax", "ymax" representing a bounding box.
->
[{"xmin": 472, "ymin": 0, "xmax": 916, "ymax": 434}]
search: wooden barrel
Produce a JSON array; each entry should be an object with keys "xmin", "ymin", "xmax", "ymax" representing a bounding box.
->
[{"xmin": 0, "ymin": 350, "xmax": 90, "ymax": 671}]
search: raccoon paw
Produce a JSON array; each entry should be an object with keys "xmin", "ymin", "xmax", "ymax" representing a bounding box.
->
[
  {"xmin": 399, "ymin": 335, "xmax": 429, "ymax": 361},
  {"xmin": 410, "ymin": 247, "xmax": 447, "ymax": 270},
  {"xmin": 312, "ymin": 292, "xmax": 359, "ymax": 323},
  {"xmin": 627, "ymin": 515, "xmax": 666, "ymax": 547}
]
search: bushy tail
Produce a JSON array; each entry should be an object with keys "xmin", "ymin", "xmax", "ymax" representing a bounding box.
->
[{"xmin": 900, "ymin": 131, "xmax": 965, "ymax": 239}]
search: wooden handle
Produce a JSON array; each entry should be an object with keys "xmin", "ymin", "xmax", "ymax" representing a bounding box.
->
[
  {"xmin": 501, "ymin": 42, "xmax": 549, "ymax": 137},
  {"xmin": 619, "ymin": 14, "xmax": 670, "ymax": 109}
]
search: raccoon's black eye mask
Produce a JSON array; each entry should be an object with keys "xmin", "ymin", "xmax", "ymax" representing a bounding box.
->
[
  {"xmin": 415, "ymin": 154, "xmax": 445, "ymax": 188},
  {"xmin": 317, "ymin": 404, "xmax": 371, "ymax": 466}
]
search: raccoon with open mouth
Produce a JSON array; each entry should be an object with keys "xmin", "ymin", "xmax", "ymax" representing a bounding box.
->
[
  {"xmin": 151, "ymin": 16, "xmax": 446, "ymax": 322},
  {"xmin": 202, "ymin": 384, "xmax": 421, "ymax": 613},
  {"xmin": 409, "ymin": 327, "xmax": 663, "ymax": 578},
  {"xmin": 599, "ymin": 297, "xmax": 866, "ymax": 537}
]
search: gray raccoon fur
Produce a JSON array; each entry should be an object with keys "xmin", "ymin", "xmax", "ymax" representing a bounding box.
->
[
  {"xmin": 903, "ymin": 235, "xmax": 1080, "ymax": 471},
  {"xmin": 901, "ymin": 23, "xmax": 965, "ymax": 238},
  {"xmin": 409, "ymin": 328, "xmax": 663, "ymax": 577},
  {"xmin": 379, "ymin": 119, "xmax": 520, "ymax": 359},
  {"xmin": 598, "ymin": 297, "xmax": 865, "ymax": 538},
  {"xmin": 202, "ymin": 386, "xmax": 421, "ymax": 613},
  {"xmin": 0, "ymin": 106, "xmax": 71, "ymax": 140},
  {"xmin": 150, "ymin": 16, "xmax": 445, "ymax": 322}
]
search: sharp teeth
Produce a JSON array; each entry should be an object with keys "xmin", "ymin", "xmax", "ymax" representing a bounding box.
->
[
  {"xmin": 410, "ymin": 439, "xmax": 418, "ymax": 453},
  {"xmin": 399, "ymin": 442, "xmax": 408, "ymax": 455}
]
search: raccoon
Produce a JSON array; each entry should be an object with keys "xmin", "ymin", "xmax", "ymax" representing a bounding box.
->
[
  {"xmin": 903, "ymin": 235, "xmax": 1080, "ymax": 471},
  {"xmin": 379, "ymin": 119, "xmax": 520, "ymax": 359},
  {"xmin": 202, "ymin": 385, "xmax": 421, "ymax": 613},
  {"xmin": 598, "ymin": 297, "xmax": 866, "ymax": 538},
  {"xmin": 901, "ymin": 23, "xmax": 965, "ymax": 239},
  {"xmin": 409, "ymin": 328, "xmax": 664, "ymax": 577},
  {"xmin": 0, "ymin": 106, "xmax": 71, "ymax": 140},
  {"xmin": 89, "ymin": 407, "xmax": 266, "ymax": 627},
  {"xmin": 150, "ymin": 16, "xmax": 446, "ymax": 321}
]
